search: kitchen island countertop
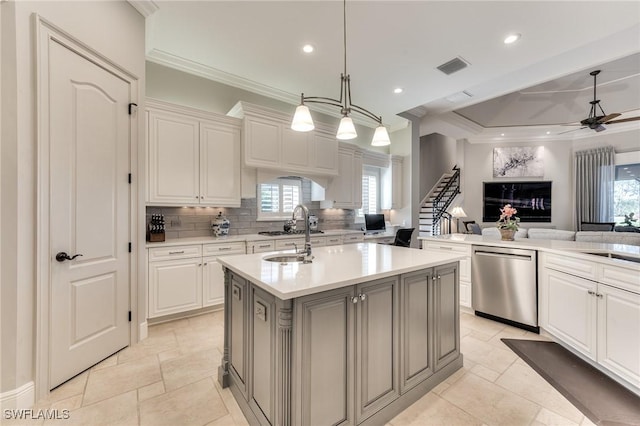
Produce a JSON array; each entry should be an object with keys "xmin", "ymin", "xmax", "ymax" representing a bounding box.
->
[{"xmin": 218, "ymin": 242, "xmax": 465, "ymax": 300}]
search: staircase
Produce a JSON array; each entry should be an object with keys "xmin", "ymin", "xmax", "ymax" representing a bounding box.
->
[{"xmin": 419, "ymin": 166, "xmax": 461, "ymax": 237}]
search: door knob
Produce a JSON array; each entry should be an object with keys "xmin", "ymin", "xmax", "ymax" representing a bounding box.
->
[{"xmin": 56, "ymin": 252, "xmax": 83, "ymax": 262}]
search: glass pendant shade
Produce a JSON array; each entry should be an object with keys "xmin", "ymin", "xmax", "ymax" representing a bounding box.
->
[
  {"xmin": 336, "ymin": 116, "xmax": 357, "ymax": 140},
  {"xmin": 371, "ymin": 125, "xmax": 391, "ymax": 146},
  {"xmin": 291, "ymin": 105, "xmax": 315, "ymax": 132}
]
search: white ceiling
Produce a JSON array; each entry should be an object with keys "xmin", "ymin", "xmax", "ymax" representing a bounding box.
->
[{"xmin": 144, "ymin": 1, "xmax": 640, "ymax": 139}]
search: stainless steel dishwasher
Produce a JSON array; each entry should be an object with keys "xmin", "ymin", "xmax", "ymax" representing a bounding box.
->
[{"xmin": 471, "ymin": 245, "xmax": 538, "ymax": 332}]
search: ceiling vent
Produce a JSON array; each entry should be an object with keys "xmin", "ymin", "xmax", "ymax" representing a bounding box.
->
[
  {"xmin": 437, "ymin": 57, "xmax": 470, "ymax": 75},
  {"xmin": 445, "ymin": 91, "xmax": 473, "ymax": 103}
]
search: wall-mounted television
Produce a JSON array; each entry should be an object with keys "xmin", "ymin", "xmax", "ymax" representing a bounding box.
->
[{"xmin": 482, "ymin": 181, "xmax": 552, "ymax": 223}]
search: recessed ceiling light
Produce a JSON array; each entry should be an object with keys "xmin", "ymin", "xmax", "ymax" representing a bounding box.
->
[
  {"xmin": 394, "ymin": 88, "xmax": 403, "ymax": 94},
  {"xmin": 302, "ymin": 44, "xmax": 314, "ymax": 53},
  {"xmin": 504, "ymin": 33, "xmax": 521, "ymax": 44},
  {"xmin": 546, "ymin": 131, "xmax": 551, "ymax": 135},
  {"xmin": 501, "ymin": 133, "xmax": 505, "ymax": 136}
]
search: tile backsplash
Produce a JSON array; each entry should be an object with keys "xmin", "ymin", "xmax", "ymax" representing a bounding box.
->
[{"xmin": 146, "ymin": 198, "xmax": 360, "ymax": 239}]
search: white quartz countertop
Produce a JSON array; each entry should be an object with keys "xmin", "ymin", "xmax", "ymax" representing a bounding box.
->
[
  {"xmin": 419, "ymin": 234, "xmax": 640, "ymax": 267},
  {"xmin": 218, "ymin": 242, "xmax": 465, "ymax": 300}
]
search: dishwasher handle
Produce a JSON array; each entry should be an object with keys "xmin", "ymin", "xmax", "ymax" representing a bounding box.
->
[{"xmin": 474, "ymin": 250, "xmax": 533, "ymax": 261}]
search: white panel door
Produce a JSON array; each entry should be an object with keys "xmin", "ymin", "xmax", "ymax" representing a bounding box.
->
[
  {"xmin": 49, "ymin": 40, "xmax": 130, "ymax": 388},
  {"xmin": 203, "ymin": 257, "xmax": 225, "ymax": 307},
  {"xmin": 200, "ymin": 121, "xmax": 241, "ymax": 206},
  {"xmin": 597, "ymin": 284, "xmax": 640, "ymax": 386},
  {"xmin": 148, "ymin": 109, "xmax": 200, "ymax": 204}
]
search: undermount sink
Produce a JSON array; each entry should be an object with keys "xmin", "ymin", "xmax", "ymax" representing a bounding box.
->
[
  {"xmin": 583, "ymin": 252, "xmax": 640, "ymax": 264},
  {"xmin": 263, "ymin": 254, "xmax": 308, "ymax": 264}
]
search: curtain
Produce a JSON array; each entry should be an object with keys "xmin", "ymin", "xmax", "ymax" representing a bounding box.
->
[{"xmin": 574, "ymin": 146, "xmax": 615, "ymax": 230}]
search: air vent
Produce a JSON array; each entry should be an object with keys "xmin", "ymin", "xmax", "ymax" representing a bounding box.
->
[
  {"xmin": 445, "ymin": 91, "xmax": 473, "ymax": 103},
  {"xmin": 437, "ymin": 57, "xmax": 470, "ymax": 75}
]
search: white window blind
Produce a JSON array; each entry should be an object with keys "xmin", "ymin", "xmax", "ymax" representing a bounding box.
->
[
  {"xmin": 357, "ymin": 166, "xmax": 381, "ymax": 218},
  {"xmin": 258, "ymin": 178, "xmax": 302, "ymax": 220}
]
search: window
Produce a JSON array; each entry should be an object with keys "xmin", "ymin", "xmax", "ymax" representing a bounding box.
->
[
  {"xmin": 258, "ymin": 178, "xmax": 302, "ymax": 220},
  {"xmin": 357, "ymin": 166, "xmax": 381, "ymax": 220},
  {"xmin": 614, "ymin": 163, "xmax": 640, "ymax": 224}
]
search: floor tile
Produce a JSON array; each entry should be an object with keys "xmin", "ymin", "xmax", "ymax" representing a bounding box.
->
[
  {"xmin": 161, "ymin": 348, "xmax": 219, "ymax": 392},
  {"xmin": 139, "ymin": 378, "xmax": 228, "ymax": 426},
  {"xmin": 44, "ymin": 390, "xmax": 138, "ymax": 426},
  {"xmin": 389, "ymin": 391, "xmax": 484, "ymax": 426},
  {"xmin": 83, "ymin": 354, "xmax": 161, "ymax": 405},
  {"xmin": 138, "ymin": 381, "xmax": 165, "ymax": 402}
]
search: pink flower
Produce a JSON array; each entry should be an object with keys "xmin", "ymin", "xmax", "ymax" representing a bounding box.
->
[
  {"xmin": 497, "ymin": 204, "xmax": 520, "ymax": 230},
  {"xmin": 500, "ymin": 204, "xmax": 517, "ymax": 219}
]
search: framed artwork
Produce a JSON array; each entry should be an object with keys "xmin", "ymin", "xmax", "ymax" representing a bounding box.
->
[{"xmin": 493, "ymin": 146, "xmax": 544, "ymax": 177}]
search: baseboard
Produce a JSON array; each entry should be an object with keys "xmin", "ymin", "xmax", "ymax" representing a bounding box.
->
[
  {"xmin": 139, "ymin": 321, "xmax": 148, "ymax": 341},
  {"xmin": 0, "ymin": 381, "xmax": 35, "ymax": 410}
]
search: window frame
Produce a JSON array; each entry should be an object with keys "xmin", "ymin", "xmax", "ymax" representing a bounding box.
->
[
  {"xmin": 356, "ymin": 166, "xmax": 382, "ymax": 223},
  {"xmin": 257, "ymin": 178, "xmax": 303, "ymax": 221}
]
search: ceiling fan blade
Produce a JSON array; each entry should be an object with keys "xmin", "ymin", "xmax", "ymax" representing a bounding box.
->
[
  {"xmin": 605, "ymin": 116, "xmax": 640, "ymax": 124},
  {"xmin": 598, "ymin": 113, "xmax": 621, "ymax": 123},
  {"xmin": 558, "ymin": 126, "xmax": 587, "ymax": 135}
]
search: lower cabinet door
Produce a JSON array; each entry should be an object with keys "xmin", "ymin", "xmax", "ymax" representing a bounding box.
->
[
  {"xmin": 355, "ymin": 277, "xmax": 400, "ymax": 423},
  {"xmin": 148, "ymin": 258, "xmax": 202, "ymax": 318},
  {"xmin": 597, "ymin": 284, "xmax": 640, "ymax": 387},
  {"xmin": 433, "ymin": 263, "xmax": 460, "ymax": 371},
  {"xmin": 230, "ymin": 273, "xmax": 249, "ymax": 398},
  {"xmin": 294, "ymin": 286, "xmax": 355, "ymax": 426},
  {"xmin": 400, "ymin": 270, "xmax": 433, "ymax": 392},
  {"xmin": 202, "ymin": 257, "xmax": 224, "ymax": 307},
  {"xmin": 542, "ymin": 269, "xmax": 597, "ymax": 360}
]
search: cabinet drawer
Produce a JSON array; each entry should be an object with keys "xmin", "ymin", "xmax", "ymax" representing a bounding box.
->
[
  {"xmin": 325, "ymin": 235, "xmax": 343, "ymax": 246},
  {"xmin": 148, "ymin": 245, "xmax": 202, "ymax": 261},
  {"xmin": 248, "ymin": 241, "xmax": 275, "ymax": 254},
  {"xmin": 600, "ymin": 264, "xmax": 640, "ymax": 294},
  {"xmin": 203, "ymin": 241, "xmax": 246, "ymax": 257},
  {"xmin": 275, "ymin": 238, "xmax": 305, "ymax": 250},
  {"xmin": 544, "ymin": 253, "xmax": 598, "ymax": 281},
  {"xmin": 423, "ymin": 241, "xmax": 471, "ymax": 255},
  {"xmin": 343, "ymin": 234, "xmax": 364, "ymax": 244},
  {"xmin": 310, "ymin": 236, "xmax": 326, "ymax": 247}
]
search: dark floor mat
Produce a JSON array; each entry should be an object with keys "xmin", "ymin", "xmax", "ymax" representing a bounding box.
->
[{"xmin": 501, "ymin": 339, "xmax": 640, "ymax": 426}]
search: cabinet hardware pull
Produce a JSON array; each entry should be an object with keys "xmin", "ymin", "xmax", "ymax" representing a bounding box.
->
[
  {"xmin": 439, "ymin": 246, "xmax": 453, "ymax": 250},
  {"xmin": 351, "ymin": 296, "xmax": 359, "ymax": 304},
  {"xmin": 437, "ymin": 275, "xmax": 441, "ymax": 279},
  {"xmin": 200, "ymin": 196, "xmax": 204, "ymax": 199},
  {"xmin": 588, "ymin": 290, "xmax": 596, "ymax": 296},
  {"xmin": 204, "ymin": 263, "xmax": 208, "ymax": 266},
  {"xmin": 198, "ymin": 263, "xmax": 202, "ymax": 266},
  {"xmin": 596, "ymin": 293, "xmax": 603, "ymax": 298},
  {"xmin": 169, "ymin": 250, "xmax": 185, "ymax": 254},
  {"xmin": 259, "ymin": 244, "xmax": 271, "ymax": 248},
  {"xmin": 195, "ymin": 196, "xmax": 199, "ymax": 199},
  {"xmin": 359, "ymin": 293, "xmax": 366, "ymax": 301},
  {"xmin": 218, "ymin": 247, "xmax": 231, "ymax": 251}
]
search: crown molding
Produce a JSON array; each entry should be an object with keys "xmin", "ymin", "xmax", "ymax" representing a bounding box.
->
[{"xmin": 127, "ymin": 0, "xmax": 159, "ymax": 18}]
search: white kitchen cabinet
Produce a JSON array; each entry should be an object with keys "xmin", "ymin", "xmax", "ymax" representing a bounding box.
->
[
  {"xmin": 540, "ymin": 252, "xmax": 640, "ymax": 391},
  {"xmin": 597, "ymin": 283, "xmax": 640, "ymax": 387},
  {"xmin": 324, "ymin": 235, "xmax": 343, "ymax": 246},
  {"xmin": 320, "ymin": 145, "xmax": 363, "ymax": 209},
  {"xmin": 148, "ymin": 109, "xmax": 200, "ymax": 204},
  {"xmin": 390, "ymin": 156, "xmax": 404, "ymax": 209},
  {"xmin": 228, "ymin": 101, "xmax": 338, "ymax": 176},
  {"xmin": 275, "ymin": 238, "xmax": 305, "ymax": 251},
  {"xmin": 148, "ymin": 250, "xmax": 203, "ymax": 318},
  {"xmin": 202, "ymin": 242, "xmax": 246, "ymax": 307},
  {"xmin": 148, "ymin": 241, "xmax": 244, "ymax": 318},
  {"xmin": 342, "ymin": 233, "xmax": 364, "ymax": 244},
  {"xmin": 147, "ymin": 99, "xmax": 242, "ymax": 207},
  {"xmin": 540, "ymin": 268, "xmax": 598, "ymax": 360},
  {"xmin": 421, "ymin": 241, "xmax": 472, "ymax": 308},
  {"xmin": 246, "ymin": 240, "xmax": 276, "ymax": 254}
]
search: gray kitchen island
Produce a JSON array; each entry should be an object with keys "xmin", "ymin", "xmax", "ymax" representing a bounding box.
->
[{"xmin": 218, "ymin": 242, "xmax": 465, "ymax": 426}]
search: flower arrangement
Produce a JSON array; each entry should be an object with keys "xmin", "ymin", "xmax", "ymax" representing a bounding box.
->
[{"xmin": 496, "ymin": 204, "xmax": 520, "ymax": 231}]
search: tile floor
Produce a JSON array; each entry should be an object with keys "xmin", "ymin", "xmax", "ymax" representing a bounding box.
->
[{"xmin": 16, "ymin": 310, "xmax": 597, "ymax": 426}]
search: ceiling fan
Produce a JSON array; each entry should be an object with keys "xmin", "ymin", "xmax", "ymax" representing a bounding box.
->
[{"xmin": 560, "ymin": 70, "xmax": 640, "ymax": 134}]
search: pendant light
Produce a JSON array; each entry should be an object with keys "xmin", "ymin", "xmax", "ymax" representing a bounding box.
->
[{"xmin": 290, "ymin": 0, "xmax": 391, "ymax": 146}]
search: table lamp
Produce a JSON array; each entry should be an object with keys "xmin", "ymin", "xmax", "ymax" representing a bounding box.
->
[{"xmin": 450, "ymin": 207, "xmax": 467, "ymax": 233}]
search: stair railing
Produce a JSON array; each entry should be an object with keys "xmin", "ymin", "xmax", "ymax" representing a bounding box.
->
[{"xmin": 431, "ymin": 166, "xmax": 460, "ymax": 236}]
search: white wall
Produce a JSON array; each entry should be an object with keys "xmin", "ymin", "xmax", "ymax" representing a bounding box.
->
[
  {"xmin": 461, "ymin": 128, "xmax": 640, "ymax": 231},
  {"xmin": 146, "ymin": 62, "xmax": 385, "ymax": 154},
  {"xmin": 0, "ymin": 0, "xmax": 145, "ymax": 403},
  {"xmin": 419, "ymin": 133, "xmax": 458, "ymax": 199},
  {"xmin": 389, "ymin": 124, "xmax": 412, "ymax": 227}
]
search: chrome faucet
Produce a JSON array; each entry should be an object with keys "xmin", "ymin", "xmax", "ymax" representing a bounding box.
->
[{"xmin": 292, "ymin": 204, "xmax": 313, "ymax": 263}]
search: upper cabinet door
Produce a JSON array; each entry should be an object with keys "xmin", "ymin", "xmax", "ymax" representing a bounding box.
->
[
  {"xmin": 244, "ymin": 116, "xmax": 281, "ymax": 169},
  {"xmin": 281, "ymin": 127, "xmax": 310, "ymax": 170},
  {"xmin": 200, "ymin": 120, "xmax": 241, "ymax": 207},
  {"xmin": 148, "ymin": 110, "xmax": 200, "ymax": 204},
  {"xmin": 310, "ymin": 132, "xmax": 339, "ymax": 175}
]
